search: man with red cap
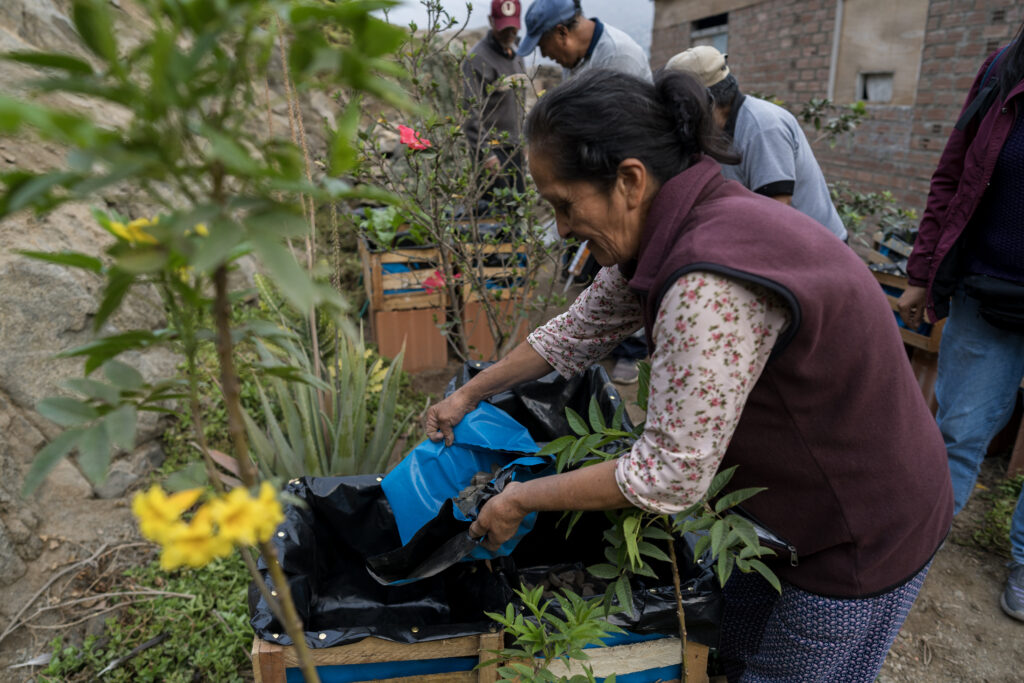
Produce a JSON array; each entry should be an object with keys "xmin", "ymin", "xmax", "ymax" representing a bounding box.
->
[{"xmin": 463, "ymin": 0, "xmax": 529, "ymax": 208}]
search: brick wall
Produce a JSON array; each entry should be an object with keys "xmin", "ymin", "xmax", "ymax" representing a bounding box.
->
[{"xmin": 649, "ymin": 0, "xmax": 1023, "ymax": 216}]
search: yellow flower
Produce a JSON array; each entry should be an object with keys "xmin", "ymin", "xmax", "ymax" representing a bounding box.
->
[
  {"xmin": 209, "ymin": 482, "xmax": 284, "ymax": 546},
  {"xmin": 194, "ymin": 222, "xmax": 209, "ymax": 237},
  {"xmin": 252, "ymin": 482, "xmax": 285, "ymax": 543},
  {"xmin": 209, "ymin": 486, "xmax": 259, "ymax": 546},
  {"xmin": 109, "ymin": 216, "xmax": 159, "ymax": 245},
  {"xmin": 159, "ymin": 505, "xmax": 233, "ymax": 571},
  {"xmin": 132, "ymin": 486, "xmax": 203, "ymax": 544}
]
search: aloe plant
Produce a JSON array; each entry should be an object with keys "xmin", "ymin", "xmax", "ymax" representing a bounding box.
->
[{"xmin": 244, "ymin": 325, "xmax": 416, "ymax": 479}]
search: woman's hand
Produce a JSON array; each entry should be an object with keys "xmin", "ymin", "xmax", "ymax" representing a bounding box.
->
[
  {"xmin": 425, "ymin": 390, "xmax": 478, "ymax": 446},
  {"xmin": 469, "ymin": 482, "xmax": 526, "ymax": 551},
  {"xmin": 897, "ymin": 285, "xmax": 928, "ymax": 330}
]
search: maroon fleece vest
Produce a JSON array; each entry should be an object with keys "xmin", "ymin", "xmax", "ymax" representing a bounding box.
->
[{"xmin": 627, "ymin": 158, "xmax": 952, "ymax": 597}]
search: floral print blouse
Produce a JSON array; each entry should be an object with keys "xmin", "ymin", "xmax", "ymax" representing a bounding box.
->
[{"xmin": 527, "ymin": 266, "xmax": 790, "ymax": 514}]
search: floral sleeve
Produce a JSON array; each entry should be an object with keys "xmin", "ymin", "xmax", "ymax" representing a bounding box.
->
[
  {"xmin": 614, "ymin": 271, "xmax": 790, "ymax": 514},
  {"xmin": 527, "ymin": 266, "xmax": 642, "ymax": 377}
]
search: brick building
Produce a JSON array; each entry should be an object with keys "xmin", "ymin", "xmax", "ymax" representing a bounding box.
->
[{"xmin": 649, "ymin": 0, "xmax": 1023, "ymax": 216}]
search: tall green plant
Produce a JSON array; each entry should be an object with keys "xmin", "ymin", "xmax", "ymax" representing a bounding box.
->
[
  {"xmin": 0, "ymin": 1, "xmax": 411, "ymax": 679},
  {"xmin": 538, "ymin": 362, "xmax": 779, "ymax": 682},
  {"xmin": 245, "ymin": 331, "xmax": 416, "ymax": 478},
  {"xmin": 484, "ymin": 585, "xmax": 623, "ymax": 683}
]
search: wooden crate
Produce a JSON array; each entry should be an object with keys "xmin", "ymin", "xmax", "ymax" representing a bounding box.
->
[
  {"xmin": 252, "ymin": 632, "xmax": 709, "ymax": 683},
  {"xmin": 373, "ymin": 308, "xmax": 448, "ymax": 373},
  {"xmin": 359, "ymin": 238, "xmax": 444, "ymax": 313},
  {"xmin": 252, "ymin": 632, "xmax": 503, "ymax": 683},
  {"xmin": 871, "ymin": 270, "xmax": 946, "ymax": 353},
  {"xmin": 461, "ymin": 299, "xmax": 529, "ymax": 362},
  {"xmin": 459, "ymin": 242, "xmax": 528, "ymax": 303}
]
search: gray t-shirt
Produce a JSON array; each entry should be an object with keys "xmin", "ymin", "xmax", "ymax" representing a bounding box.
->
[
  {"xmin": 722, "ymin": 95, "xmax": 847, "ymax": 241},
  {"xmin": 565, "ymin": 20, "xmax": 652, "ymax": 83}
]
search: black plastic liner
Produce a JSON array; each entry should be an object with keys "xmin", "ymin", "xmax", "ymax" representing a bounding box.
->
[
  {"xmin": 250, "ymin": 365, "xmax": 721, "ymax": 649},
  {"xmin": 446, "ymin": 362, "xmax": 635, "ymax": 442}
]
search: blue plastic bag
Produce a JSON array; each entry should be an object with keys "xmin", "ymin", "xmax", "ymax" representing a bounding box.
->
[{"xmin": 381, "ymin": 402, "xmax": 550, "ymax": 561}]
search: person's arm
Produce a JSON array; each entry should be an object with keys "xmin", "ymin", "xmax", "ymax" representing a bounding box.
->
[
  {"xmin": 469, "ymin": 272, "xmax": 789, "ymax": 548},
  {"xmin": 426, "ymin": 340, "xmax": 553, "ymax": 445},
  {"xmin": 426, "ymin": 267, "xmax": 644, "ymax": 444}
]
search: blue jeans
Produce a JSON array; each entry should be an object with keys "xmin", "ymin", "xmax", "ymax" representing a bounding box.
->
[{"xmin": 935, "ymin": 288, "xmax": 1024, "ymax": 564}]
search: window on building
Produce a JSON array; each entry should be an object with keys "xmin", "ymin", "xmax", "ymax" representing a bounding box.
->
[
  {"xmin": 859, "ymin": 72, "xmax": 894, "ymax": 103},
  {"xmin": 691, "ymin": 13, "xmax": 728, "ymax": 55}
]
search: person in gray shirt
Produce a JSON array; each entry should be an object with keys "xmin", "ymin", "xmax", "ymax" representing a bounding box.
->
[
  {"xmin": 667, "ymin": 46, "xmax": 848, "ymax": 241},
  {"xmin": 516, "ymin": 0, "xmax": 651, "ymax": 84}
]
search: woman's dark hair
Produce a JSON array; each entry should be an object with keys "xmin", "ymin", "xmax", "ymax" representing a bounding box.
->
[
  {"xmin": 525, "ymin": 69, "xmax": 740, "ymax": 189},
  {"xmin": 996, "ymin": 18, "xmax": 1024, "ymax": 101}
]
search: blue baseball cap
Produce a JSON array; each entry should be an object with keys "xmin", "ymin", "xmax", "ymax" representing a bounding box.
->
[{"xmin": 516, "ymin": 0, "xmax": 579, "ymax": 57}]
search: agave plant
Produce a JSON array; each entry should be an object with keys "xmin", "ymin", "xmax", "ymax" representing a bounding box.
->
[
  {"xmin": 244, "ymin": 330, "xmax": 415, "ymax": 478},
  {"xmin": 243, "ymin": 274, "xmax": 417, "ymax": 478}
]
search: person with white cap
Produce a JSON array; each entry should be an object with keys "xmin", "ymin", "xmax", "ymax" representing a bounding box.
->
[
  {"xmin": 516, "ymin": 0, "xmax": 651, "ymax": 84},
  {"xmin": 463, "ymin": 0, "xmax": 530, "ymax": 202},
  {"xmin": 666, "ymin": 45, "xmax": 848, "ymax": 241}
]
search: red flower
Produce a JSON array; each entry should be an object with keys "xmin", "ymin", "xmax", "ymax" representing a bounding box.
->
[{"xmin": 398, "ymin": 124, "xmax": 432, "ymax": 151}]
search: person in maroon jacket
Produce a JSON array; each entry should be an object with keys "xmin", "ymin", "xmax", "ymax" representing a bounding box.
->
[
  {"xmin": 897, "ymin": 21, "xmax": 1024, "ymax": 623},
  {"xmin": 426, "ymin": 69, "xmax": 952, "ymax": 681}
]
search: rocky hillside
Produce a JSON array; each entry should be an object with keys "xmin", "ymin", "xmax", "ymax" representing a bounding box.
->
[{"xmin": 0, "ymin": 0, "xmax": 179, "ymax": 600}]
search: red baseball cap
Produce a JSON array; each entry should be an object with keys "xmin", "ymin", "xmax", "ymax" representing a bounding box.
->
[{"xmin": 491, "ymin": 0, "xmax": 521, "ymax": 32}]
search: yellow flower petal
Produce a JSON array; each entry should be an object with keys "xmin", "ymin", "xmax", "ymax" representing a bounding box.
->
[
  {"xmin": 132, "ymin": 486, "xmax": 202, "ymax": 544},
  {"xmin": 108, "ymin": 221, "xmax": 132, "ymax": 242}
]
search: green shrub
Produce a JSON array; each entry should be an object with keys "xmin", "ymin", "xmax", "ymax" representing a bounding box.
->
[
  {"xmin": 972, "ymin": 473, "xmax": 1024, "ymax": 558},
  {"xmin": 41, "ymin": 554, "xmax": 251, "ymax": 683}
]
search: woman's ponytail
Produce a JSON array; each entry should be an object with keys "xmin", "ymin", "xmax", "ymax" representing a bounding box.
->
[{"xmin": 655, "ymin": 70, "xmax": 740, "ymax": 166}]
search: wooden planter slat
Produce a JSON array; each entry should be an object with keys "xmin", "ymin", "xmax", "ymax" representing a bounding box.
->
[
  {"xmin": 359, "ymin": 238, "xmax": 444, "ymax": 313},
  {"xmin": 252, "ymin": 633, "xmax": 710, "ymax": 683},
  {"xmin": 252, "ymin": 632, "xmax": 502, "ymax": 683},
  {"xmin": 460, "ymin": 242, "xmax": 528, "ymax": 304}
]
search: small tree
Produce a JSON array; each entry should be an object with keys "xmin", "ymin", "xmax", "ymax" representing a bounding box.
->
[
  {"xmin": 0, "ymin": 1, "xmax": 414, "ymax": 679},
  {"xmin": 352, "ymin": 0, "xmax": 567, "ymax": 361}
]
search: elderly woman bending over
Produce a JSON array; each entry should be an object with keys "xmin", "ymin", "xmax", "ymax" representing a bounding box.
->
[{"xmin": 426, "ymin": 69, "xmax": 952, "ymax": 682}]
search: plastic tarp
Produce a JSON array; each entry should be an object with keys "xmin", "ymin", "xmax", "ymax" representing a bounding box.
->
[{"xmin": 250, "ymin": 364, "xmax": 721, "ymax": 651}]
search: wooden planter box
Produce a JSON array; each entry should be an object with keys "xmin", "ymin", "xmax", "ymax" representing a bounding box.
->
[
  {"xmin": 459, "ymin": 242, "xmax": 528, "ymax": 303},
  {"xmin": 359, "ymin": 238, "xmax": 448, "ymax": 373},
  {"xmin": 457, "ymin": 241, "xmax": 530, "ymax": 361},
  {"xmin": 251, "ymin": 633, "xmax": 710, "ymax": 683},
  {"xmin": 252, "ymin": 632, "xmax": 502, "ymax": 683}
]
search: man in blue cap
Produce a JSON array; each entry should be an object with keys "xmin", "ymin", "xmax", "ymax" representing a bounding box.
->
[
  {"xmin": 519, "ymin": 1, "xmax": 652, "ymax": 384},
  {"xmin": 517, "ymin": 0, "xmax": 651, "ymax": 83}
]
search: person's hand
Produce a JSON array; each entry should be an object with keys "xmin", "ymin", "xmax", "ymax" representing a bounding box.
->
[
  {"xmin": 897, "ymin": 285, "xmax": 928, "ymax": 330},
  {"xmin": 469, "ymin": 482, "xmax": 526, "ymax": 551},
  {"xmin": 424, "ymin": 390, "xmax": 477, "ymax": 446}
]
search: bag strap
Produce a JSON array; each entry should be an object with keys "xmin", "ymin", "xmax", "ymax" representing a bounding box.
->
[{"xmin": 955, "ymin": 43, "xmax": 1013, "ymax": 132}]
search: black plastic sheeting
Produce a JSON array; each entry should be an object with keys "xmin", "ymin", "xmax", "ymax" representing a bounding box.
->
[
  {"xmin": 250, "ymin": 364, "xmax": 721, "ymax": 649},
  {"xmin": 446, "ymin": 362, "xmax": 635, "ymax": 441}
]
